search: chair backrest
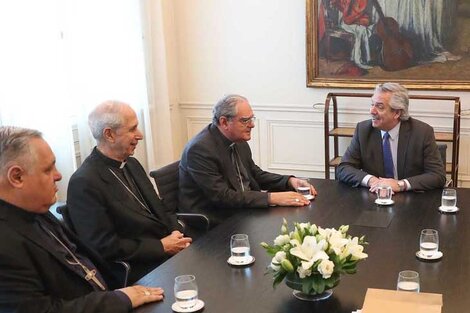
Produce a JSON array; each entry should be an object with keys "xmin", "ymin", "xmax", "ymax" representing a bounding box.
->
[
  {"xmin": 150, "ymin": 161, "xmax": 210, "ymax": 232},
  {"xmin": 56, "ymin": 204, "xmax": 77, "ymax": 233},
  {"xmin": 149, "ymin": 160, "xmax": 180, "ymax": 212},
  {"xmin": 437, "ymin": 143, "xmax": 446, "ymax": 170}
]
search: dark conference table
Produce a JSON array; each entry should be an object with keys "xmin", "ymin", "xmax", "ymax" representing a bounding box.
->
[{"xmin": 136, "ymin": 179, "xmax": 469, "ymax": 313}]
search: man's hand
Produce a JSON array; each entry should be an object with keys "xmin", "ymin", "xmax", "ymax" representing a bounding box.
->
[
  {"xmin": 369, "ymin": 178, "xmax": 400, "ymax": 193},
  {"xmin": 268, "ymin": 191, "xmax": 310, "ymax": 207},
  {"xmin": 161, "ymin": 231, "xmax": 192, "ymax": 255},
  {"xmin": 288, "ymin": 177, "xmax": 318, "ymax": 197},
  {"xmin": 119, "ymin": 285, "xmax": 164, "ymax": 308}
]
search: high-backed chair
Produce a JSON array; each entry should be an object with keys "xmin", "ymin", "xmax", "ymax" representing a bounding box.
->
[
  {"xmin": 149, "ymin": 161, "xmax": 210, "ymax": 236},
  {"xmin": 437, "ymin": 143, "xmax": 452, "ymax": 187},
  {"xmin": 56, "ymin": 204, "xmax": 130, "ymax": 287}
]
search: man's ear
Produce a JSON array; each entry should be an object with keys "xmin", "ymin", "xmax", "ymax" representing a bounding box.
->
[
  {"xmin": 103, "ymin": 127, "xmax": 115, "ymax": 143},
  {"xmin": 219, "ymin": 116, "xmax": 229, "ymax": 129},
  {"xmin": 7, "ymin": 165, "xmax": 25, "ymax": 188}
]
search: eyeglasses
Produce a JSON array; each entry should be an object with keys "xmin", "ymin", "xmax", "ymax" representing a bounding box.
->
[{"xmin": 238, "ymin": 116, "xmax": 256, "ymax": 125}]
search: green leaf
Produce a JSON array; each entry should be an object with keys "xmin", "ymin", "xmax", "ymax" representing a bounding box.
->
[
  {"xmin": 272, "ymin": 271, "xmax": 287, "ymax": 288},
  {"xmin": 312, "ymin": 275, "xmax": 326, "ymax": 294}
]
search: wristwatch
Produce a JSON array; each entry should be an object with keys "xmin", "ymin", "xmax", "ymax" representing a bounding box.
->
[{"xmin": 397, "ymin": 180, "xmax": 406, "ymax": 192}]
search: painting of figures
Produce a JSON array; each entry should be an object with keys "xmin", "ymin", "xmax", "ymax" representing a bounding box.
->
[{"xmin": 307, "ymin": 0, "xmax": 470, "ymax": 89}]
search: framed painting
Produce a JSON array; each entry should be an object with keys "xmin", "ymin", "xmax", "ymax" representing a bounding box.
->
[{"xmin": 306, "ymin": 0, "xmax": 470, "ymax": 90}]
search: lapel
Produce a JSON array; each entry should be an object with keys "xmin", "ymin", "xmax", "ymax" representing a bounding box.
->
[
  {"xmin": 209, "ymin": 126, "xmax": 244, "ymax": 191},
  {"xmin": 95, "ymin": 156, "xmax": 163, "ymax": 224},
  {"xmin": 125, "ymin": 159, "xmax": 169, "ymax": 228},
  {"xmin": 0, "ymin": 206, "xmax": 90, "ymax": 284},
  {"xmin": 236, "ymin": 142, "xmax": 260, "ymax": 191},
  {"xmin": 397, "ymin": 120, "xmax": 411, "ymax": 179}
]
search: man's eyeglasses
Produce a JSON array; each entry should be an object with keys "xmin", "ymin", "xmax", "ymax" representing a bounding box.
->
[{"xmin": 238, "ymin": 116, "xmax": 256, "ymax": 125}]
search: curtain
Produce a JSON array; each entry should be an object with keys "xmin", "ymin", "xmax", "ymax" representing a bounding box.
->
[{"xmin": 0, "ymin": 0, "xmax": 152, "ymax": 201}]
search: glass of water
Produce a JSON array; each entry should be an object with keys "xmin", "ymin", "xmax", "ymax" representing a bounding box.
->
[
  {"xmin": 174, "ymin": 275, "xmax": 198, "ymax": 309},
  {"xmin": 295, "ymin": 178, "xmax": 312, "ymax": 199},
  {"xmin": 376, "ymin": 185, "xmax": 392, "ymax": 203},
  {"xmin": 441, "ymin": 188, "xmax": 457, "ymax": 209},
  {"xmin": 230, "ymin": 234, "xmax": 251, "ymax": 264},
  {"xmin": 397, "ymin": 270, "xmax": 420, "ymax": 292},
  {"xmin": 420, "ymin": 229, "xmax": 439, "ymax": 257}
]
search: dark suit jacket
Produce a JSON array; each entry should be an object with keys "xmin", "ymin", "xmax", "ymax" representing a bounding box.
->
[
  {"xmin": 67, "ymin": 148, "xmax": 182, "ymax": 284},
  {"xmin": 337, "ymin": 118, "xmax": 446, "ymax": 190},
  {"xmin": 0, "ymin": 199, "xmax": 129, "ymax": 313},
  {"xmin": 179, "ymin": 124, "xmax": 292, "ymax": 225}
]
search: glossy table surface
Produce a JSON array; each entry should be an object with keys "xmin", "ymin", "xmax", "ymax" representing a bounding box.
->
[{"xmin": 136, "ymin": 179, "xmax": 469, "ymax": 313}]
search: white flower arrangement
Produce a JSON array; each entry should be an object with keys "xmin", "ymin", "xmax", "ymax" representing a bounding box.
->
[{"xmin": 261, "ymin": 219, "xmax": 368, "ymax": 295}]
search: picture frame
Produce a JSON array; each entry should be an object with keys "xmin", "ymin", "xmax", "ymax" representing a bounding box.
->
[{"xmin": 306, "ymin": 0, "xmax": 470, "ymax": 90}]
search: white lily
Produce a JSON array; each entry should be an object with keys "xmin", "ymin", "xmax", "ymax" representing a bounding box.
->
[
  {"xmin": 328, "ymin": 230, "xmax": 349, "ymax": 255},
  {"xmin": 341, "ymin": 237, "xmax": 368, "ymax": 260},
  {"xmin": 290, "ymin": 236, "xmax": 329, "ymax": 272}
]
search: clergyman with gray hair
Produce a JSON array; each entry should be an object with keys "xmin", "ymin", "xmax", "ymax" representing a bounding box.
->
[
  {"xmin": 67, "ymin": 100, "xmax": 191, "ymax": 284},
  {"xmin": 0, "ymin": 126, "xmax": 164, "ymax": 313},
  {"xmin": 337, "ymin": 82, "xmax": 446, "ymax": 192},
  {"xmin": 179, "ymin": 94, "xmax": 318, "ymax": 227}
]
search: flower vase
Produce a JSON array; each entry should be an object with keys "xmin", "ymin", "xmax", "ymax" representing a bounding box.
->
[{"xmin": 285, "ymin": 274, "xmax": 334, "ymax": 301}]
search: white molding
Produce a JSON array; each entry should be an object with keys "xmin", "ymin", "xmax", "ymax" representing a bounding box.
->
[
  {"xmin": 178, "ymin": 101, "xmax": 470, "ymax": 121},
  {"xmin": 264, "ymin": 119, "xmax": 324, "ymax": 171}
]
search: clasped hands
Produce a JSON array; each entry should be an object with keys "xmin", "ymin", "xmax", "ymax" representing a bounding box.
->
[
  {"xmin": 161, "ymin": 230, "xmax": 192, "ymax": 255},
  {"xmin": 368, "ymin": 176, "xmax": 400, "ymax": 193}
]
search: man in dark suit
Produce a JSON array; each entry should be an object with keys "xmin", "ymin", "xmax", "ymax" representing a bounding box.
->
[
  {"xmin": 67, "ymin": 101, "xmax": 191, "ymax": 284},
  {"xmin": 337, "ymin": 82, "xmax": 446, "ymax": 192},
  {"xmin": 179, "ymin": 94, "xmax": 317, "ymax": 226},
  {"xmin": 0, "ymin": 126, "xmax": 164, "ymax": 313}
]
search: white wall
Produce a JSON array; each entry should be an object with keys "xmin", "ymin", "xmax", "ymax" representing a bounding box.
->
[{"xmin": 156, "ymin": 0, "xmax": 470, "ymax": 186}]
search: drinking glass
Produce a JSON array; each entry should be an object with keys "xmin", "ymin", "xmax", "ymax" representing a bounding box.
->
[
  {"xmin": 376, "ymin": 185, "xmax": 392, "ymax": 203},
  {"xmin": 230, "ymin": 234, "xmax": 251, "ymax": 264},
  {"xmin": 441, "ymin": 188, "xmax": 457, "ymax": 209},
  {"xmin": 420, "ymin": 229, "xmax": 439, "ymax": 257},
  {"xmin": 296, "ymin": 178, "xmax": 312, "ymax": 199},
  {"xmin": 397, "ymin": 270, "xmax": 420, "ymax": 292},
  {"xmin": 174, "ymin": 275, "xmax": 198, "ymax": 309}
]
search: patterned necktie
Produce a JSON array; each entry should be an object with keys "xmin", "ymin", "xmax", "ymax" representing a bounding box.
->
[{"xmin": 382, "ymin": 132, "xmax": 394, "ymax": 178}]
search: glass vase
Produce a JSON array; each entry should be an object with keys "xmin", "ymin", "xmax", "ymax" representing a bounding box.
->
[{"xmin": 285, "ymin": 274, "xmax": 336, "ymax": 301}]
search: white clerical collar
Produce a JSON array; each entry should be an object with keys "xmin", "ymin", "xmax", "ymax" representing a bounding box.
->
[{"xmin": 119, "ymin": 161, "xmax": 127, "ymax": 169}]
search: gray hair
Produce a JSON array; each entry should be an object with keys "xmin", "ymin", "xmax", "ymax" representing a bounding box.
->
[
  {"xmin": 374, "ymin": 82, "xmax": 410, "ymax": 120},
  {"xmin": 212, "ymin": 94, "xmax": 248, "ymax": 125},
  {"xmin": 88, "ymin": 100, "xmax": 129, "ymax": 143},
  {"xmin": 0, "ymin": 126, "xmax": 42, "ymax": 175}
]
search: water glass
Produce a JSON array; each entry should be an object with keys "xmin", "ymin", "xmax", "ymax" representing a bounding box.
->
[
  {"xmin": 230, "ymin": 234, "xmax": 251, "ymax": 264},
  {"xmin": 420, "ymin": 229, "xmax": 439, "ymax": 257},
  {"xmin": 397, "ymin": 270, "xmax": 420, "ymax": 292},
  {"xmin": 376, "ymin": 185, "xmax": 392, "ymax": 203},
  {"xmin": 441, "ymin": 188, "xmax": 457, "ymax": 209},
  {"xmin": 295, "ymin": 178, "xmax": 312, "ymax": 199},
  {"xmin": 174, "ymin": 275, "xmax": 198, "ymax": 309}
]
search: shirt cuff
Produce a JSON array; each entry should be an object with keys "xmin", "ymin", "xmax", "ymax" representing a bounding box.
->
[
  {"xmin": 113, "ymin": 290, "xmax": 133, "ymax": 312},
  {"xmin": 403, "ymin": 179, "xmax": 411, "ymax": 191},
  {"xmin": 361, "ymin": 175, "xmax": 373, "ymax": 187}
]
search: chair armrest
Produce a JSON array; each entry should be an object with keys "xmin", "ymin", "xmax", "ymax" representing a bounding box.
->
[
  {"xmin": 110, "ymin": 261, "xmax": 131, "ymax": 287},
  {"xmin": 176, "ymin": 213, "xmax": 210, "ymax": 231}
]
